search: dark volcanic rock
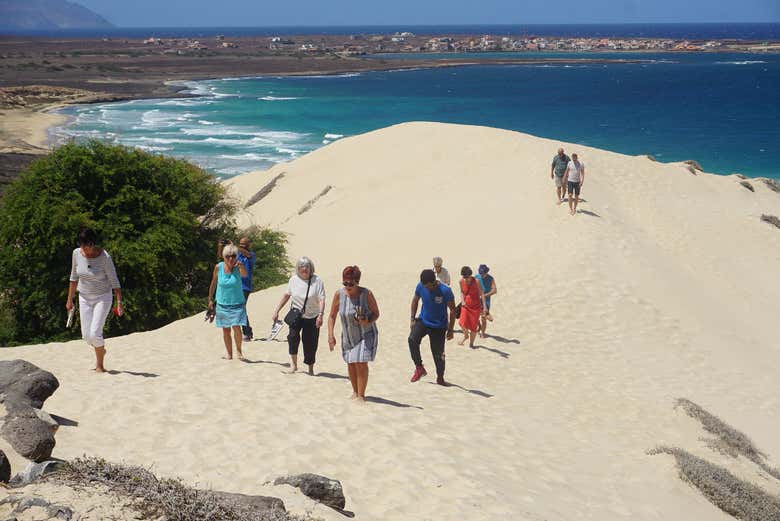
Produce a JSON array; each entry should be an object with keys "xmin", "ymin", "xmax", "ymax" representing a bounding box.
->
[
  {"xmin": 212, "ymin": 491, "xmax": 286, "ymax": 514},
  {"xmin": 0, "ymin": 359, "xmax": 59, "ymax": 409},
  {"xmin": 0, "ymin": 360, "xmax": 59, "ymax": 461},
  {"xmin": 1, "ymin": 408, "xmax": 56, "ymax": 462},
  {"xmin": 274, "ymin": 473, "xmax": 346, "ymax": 511},
  {"xmin": 0, "ymin": 449, "xmax": 10, "ymax": 483}
]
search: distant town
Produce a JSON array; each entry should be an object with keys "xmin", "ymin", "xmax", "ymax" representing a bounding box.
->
[{"xmin": 136, "ymin": 32, "xmax": 779, "ymax": 56}]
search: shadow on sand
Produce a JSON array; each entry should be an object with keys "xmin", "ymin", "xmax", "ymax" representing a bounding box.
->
[
  {"xmin": 241, "ymin": 358, "xmax": 290, "ymax": 368},
  {"xmin": 472, "ymin": 344, "xmax": 511, "ymax": 358},
  {"xmin": 428, "ymin": 381, "xmax": 493, "ymax": 398},
  {"xmin": 314, "ymin": 372, "xmax": 350, "ymax": 380},
  {"xmin": 577, "ymin": 209, "xmax": 601, "ymax": 217},
  {"xmin": 51, "ymin": 414, "xmax": 79, "ymax": 427},
  {"xmin": 365, "ymin": 396, "xmax": 423, "ymax": 410},
  {"xmin": 484, "ymin": 334, "xmax": 521, "ymax": 345},
  {"xmin": 106, "ymin": 370, "xmax": 158, "ymax": 378}
]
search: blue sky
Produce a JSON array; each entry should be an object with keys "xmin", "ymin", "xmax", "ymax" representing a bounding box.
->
[{"xmin": 77, "ymin": 0, "xmax": 780, "ymax": 27}]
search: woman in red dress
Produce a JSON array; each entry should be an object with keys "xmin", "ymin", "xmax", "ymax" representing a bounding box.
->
[{"xmin": 458, "ymin": 266, "xmax": 486, "ymax": 348}]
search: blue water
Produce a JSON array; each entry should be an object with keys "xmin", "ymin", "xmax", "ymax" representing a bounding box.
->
[
  {"xmin": 55, "ymin": 52, "xmax": 780, "ymax": 179},
  {"xmin": 7, "ymin": 23, "xmax": 780, "ymax": 39}
]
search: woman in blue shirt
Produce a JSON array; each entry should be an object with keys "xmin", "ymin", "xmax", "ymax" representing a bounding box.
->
[{"xmin": 208, "ymin": 244, "xmax": 248, "ymax": 360}]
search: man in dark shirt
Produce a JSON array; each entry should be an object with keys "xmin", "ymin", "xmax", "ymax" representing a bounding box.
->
[{"xmin": 551, "ymin": 148, "xmax": 571, "ymax": 205}]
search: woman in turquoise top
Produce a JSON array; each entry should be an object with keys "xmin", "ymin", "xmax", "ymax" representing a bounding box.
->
[{"xmin": 208, "ymin": 244, "xmax": 248, "ymax": 360}]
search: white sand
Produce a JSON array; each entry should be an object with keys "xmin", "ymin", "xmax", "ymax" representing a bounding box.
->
[{"xmin": 2, "ymin": 122, "xmax": 780, "ymax": 520}]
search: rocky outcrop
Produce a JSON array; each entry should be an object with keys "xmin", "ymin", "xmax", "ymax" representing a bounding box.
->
[
  {"xmin": 0, "ymin": 360, "xmax": 60, "ymax": 462},
  {"xmin": 212, "ymin": 491, "xmax": 286, "ymax": 515},
  {"xmin": 0, "ymin": 449, "xmax": 10, "ymax": 483},
  {"xmin": 274, "ymin": 473, "xmax": 346, "ymax": 511}
]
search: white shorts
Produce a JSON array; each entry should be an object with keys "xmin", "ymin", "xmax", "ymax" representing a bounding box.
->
[{"xmin": 79, "ymin": 293, "xmax": 113, "ymax": 347}]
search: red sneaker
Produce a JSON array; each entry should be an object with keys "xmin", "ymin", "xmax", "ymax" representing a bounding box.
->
[{"xmin": 410, "ymin": 365, "xmax": 427, "ymax": 382}]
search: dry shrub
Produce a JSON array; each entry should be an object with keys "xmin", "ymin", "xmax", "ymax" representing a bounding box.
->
[
  {"xmin": 59, "ymin": 456, "xmax": 300, "ymax": 521},
  {"xmin": 649, "ymin": 446, "xmax": 780, "ymax": 520},
  {"xmin": 761, "ymin": 215, "xmax": 780, "ymax": 229},
  {"xmin": 739, "ymin": 181, "xmax": 755, "ymax": 192},
  {"xmin": 763, "ymin": 179, "xmax": 780, "ymax": 193}
]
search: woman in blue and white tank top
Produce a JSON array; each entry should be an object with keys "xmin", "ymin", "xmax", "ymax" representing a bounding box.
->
[{"xmin": 327, "ymin": 266, "xmax": 380, "ymax": 402}]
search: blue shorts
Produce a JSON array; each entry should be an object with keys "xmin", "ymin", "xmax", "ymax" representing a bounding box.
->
[{"xmin": 567, "ymin": 181, "xmax": 581, "ymax": 196}]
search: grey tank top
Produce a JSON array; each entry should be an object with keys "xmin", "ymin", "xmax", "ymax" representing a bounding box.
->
[{"xmin": 338, "ymin": 287, "xmax": 378, "ymax": 350}]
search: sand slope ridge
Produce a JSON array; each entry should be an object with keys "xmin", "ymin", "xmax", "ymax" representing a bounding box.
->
[{"xmin": 3, "ymin": 122, "xmax": 780, "ymax": 520}]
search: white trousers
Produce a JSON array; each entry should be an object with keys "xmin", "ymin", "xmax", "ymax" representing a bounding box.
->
[{"xmin": 78, "ymin": 293, "xmax": 113, "ymax": 347}]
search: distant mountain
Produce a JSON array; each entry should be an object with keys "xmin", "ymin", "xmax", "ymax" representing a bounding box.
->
[{"xmin": 0, "ymin": 0, "xmax": 113, "ymax": 31}]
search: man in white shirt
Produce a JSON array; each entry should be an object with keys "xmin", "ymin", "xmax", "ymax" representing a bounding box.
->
[{"xmin": 563, "ymin": 153, "xmax": 586, "ymax": 216}]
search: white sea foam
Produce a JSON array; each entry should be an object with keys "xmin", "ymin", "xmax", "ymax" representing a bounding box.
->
[
  {"xmin": 295, "ymin": 72, "xmax": 362, "ymax": 79},
  {"xmin": 259, "ymin": 96, "xmax": 299, "ymax": 101},
  {"xmin": 127, "ymin": 136, "xmax": 197, "ymax": 145},
  {"xmin": 322, "ymin": 140, "xmax": 331, "ymax": 144},
  {"xmin": 276, "ymin": 147, "xmax": 300, "ymax": 155},
  {"xmin": 217, "ymin": 153, "xmax": 282, "ymax": 161},
  {"xmin": 324, "ymin": 133, "xmax": 344, "ymax": 139},
  {"xmin": 135, "ymin": 145, "xmax": 174, "ymax": 152},
  {"xmin": 714, "ymin": 60, "xmax": 767, "ymax": 65},
  {"xmin": 140, "ymin": 110, "xmax": 182, "ymax": 128}
]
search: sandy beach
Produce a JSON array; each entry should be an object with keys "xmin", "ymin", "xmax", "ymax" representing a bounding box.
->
[{"xmin": 1, "ymin": 122, "xmax": 779, "ymax": 520}]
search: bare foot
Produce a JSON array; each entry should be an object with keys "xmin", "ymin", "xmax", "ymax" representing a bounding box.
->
[
  {"xmin": 94, "ymin": 367, "xmax": 106, "ymax": 373},
  {"xmin": 221, "ymin": 355, "xmax": 233, "ymax": 360},
  {"xmin": 355, "ymin": 396, "xmax": 367, "ymax": 405},
  {"xmin": 457, "ymin": 338, "xmax": 466, "ymax": 346},
  {"xmin": 237, "ymin": 352, "xmax": 245, "ymax": 361},
  {"xmin": 350, "ymin": 393, "xmax": 358, "ymax": 399},
  {"xmin": 308, "ymin": 365, "xmax": 314, "ymax": 376}
]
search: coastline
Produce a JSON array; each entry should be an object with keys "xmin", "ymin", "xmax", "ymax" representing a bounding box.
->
[
  {"xmin": 0, "ymin": 33, "xmax": 776, "ymax": 184},
  {"xmin": 0, "ymin": 57, "xmax": 650, "ymax": 160}
]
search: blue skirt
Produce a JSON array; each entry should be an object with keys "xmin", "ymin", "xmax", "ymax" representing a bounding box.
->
[{"xmin": 215, "ymin": 302, "xmax": 247, "ymax": 328}]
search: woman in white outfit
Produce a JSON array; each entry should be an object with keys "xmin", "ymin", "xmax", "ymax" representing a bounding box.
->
[{"xmin": 66, "ymin": 228, "xmax": 123, "ymax": 372}]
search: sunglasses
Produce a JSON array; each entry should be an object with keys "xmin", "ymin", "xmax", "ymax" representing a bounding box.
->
[
  {"xmin": 225, "ymin": 254, "xmax": 237, "ymax": 258},
  {"xmin": 342, "ymin": 281, "xmax": 357, "ymax": 287}
]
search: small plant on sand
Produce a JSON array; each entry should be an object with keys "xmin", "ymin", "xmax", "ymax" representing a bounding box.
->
[
  {"xmin": 648, "ymin": 447, "xmax": 780, "ymax": 520},
  {"xmin": 761, "ymin": 215, "xmax": 780, "ymax": 229},
  {"xmin": 60, "ymin": 456, "xmax": 300, "ymax": 521},
  {"xmin": 675, "ymin": 399, "xmax": 771, "ymax": 468},
  {"xmin": 763, "ymin": 179, "xmax": 780, "ymax": 193}
]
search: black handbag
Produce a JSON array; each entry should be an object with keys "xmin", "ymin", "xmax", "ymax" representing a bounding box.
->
[
  {"xmin": 284, "ymin": 275, "xmax": 312, "ymax": 328},
  {"xmin": 455, "ymin": 303, "xmax": 462, "ymax": 319}
]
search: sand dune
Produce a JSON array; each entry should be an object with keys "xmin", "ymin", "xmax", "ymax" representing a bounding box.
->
[{"xmin": 2, "ymin": 122, "xmax": 780, "ymax": 520}]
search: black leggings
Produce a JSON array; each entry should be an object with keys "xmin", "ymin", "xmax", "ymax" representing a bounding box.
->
[
  {"xmin": 288, "ymin": 317, "xmax": 319, "ymax": 365},
  {"xmin": 242, "ymin": 290, "xmax": 253, "ymax": 337},
  {"xmin": 408, "ymin": 320, "xmax": 446, "ymax": 377}
]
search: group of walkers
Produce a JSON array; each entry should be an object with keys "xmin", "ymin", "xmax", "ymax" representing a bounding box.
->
[
  {"xmin": 551, "ymin": 147, "xmax": 586, "ymax": 215},
  {"xmin": 65, "ymin": 233, "xmax": 498, "ymax": 401},
  {"xmin": 207, "ymin": 245, "xmax": 498, "ymax": 398}
]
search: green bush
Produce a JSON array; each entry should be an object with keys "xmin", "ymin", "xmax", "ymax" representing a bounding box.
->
[
  {"xmin": 0, "ymin": 141, "xmax": 288, "ymax": 346},
  {"xmin": 236, "ymin": 225, "xmax": 291, "ymax": 291}
]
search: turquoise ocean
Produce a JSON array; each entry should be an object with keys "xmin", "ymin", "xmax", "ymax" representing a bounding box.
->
[{"xmin": 54, "ymin": 51, "xmax": 780, "ymax": 179}]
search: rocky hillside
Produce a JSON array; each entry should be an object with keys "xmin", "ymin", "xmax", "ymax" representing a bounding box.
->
[{"xmin": 0, "ymin": 0, "xmax": 113, "ymax": 31}]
